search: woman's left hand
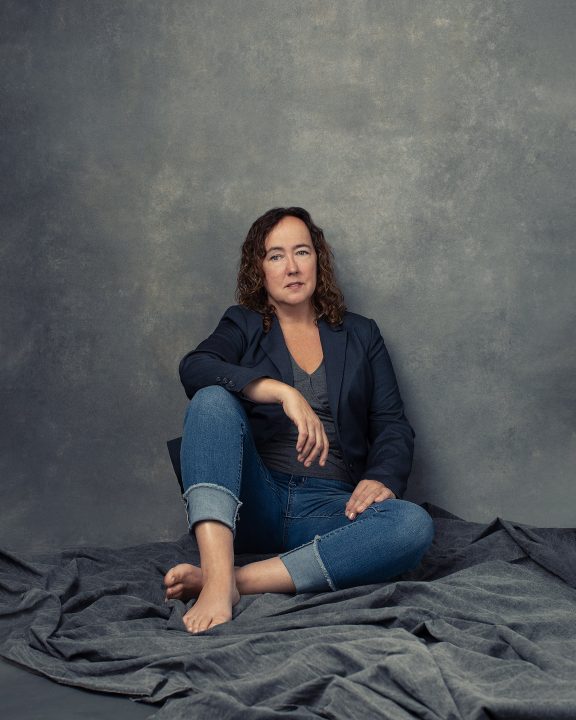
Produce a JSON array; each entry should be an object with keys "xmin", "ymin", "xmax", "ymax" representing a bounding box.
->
[{"xmin": 345, "ymin": 479, "xmax": 396, "ymax": 520}]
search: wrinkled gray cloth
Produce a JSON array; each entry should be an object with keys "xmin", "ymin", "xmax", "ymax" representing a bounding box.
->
[{"xmin": 1, "ymin": 505, "xmax": 575, "ymax": 719}]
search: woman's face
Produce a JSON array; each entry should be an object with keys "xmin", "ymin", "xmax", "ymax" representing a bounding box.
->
[{"xmin": 261, "ymin": 216, "xmax": 317, "ymax": 311}]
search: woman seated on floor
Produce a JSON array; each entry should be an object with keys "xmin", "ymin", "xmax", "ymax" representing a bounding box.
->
[{"xmin": 164, "ymin": 206, "xmax": 434, "ymax": 634}]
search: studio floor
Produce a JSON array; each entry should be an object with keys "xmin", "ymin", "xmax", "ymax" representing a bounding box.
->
[{"xmin": 1, "ymin": 658, "xmax": 151, "ymax": 719}]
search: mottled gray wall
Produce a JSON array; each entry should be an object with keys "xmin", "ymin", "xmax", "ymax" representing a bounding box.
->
[{"xmin": 1, "ymin": 1, "xmax": 574, "ymax": 551}]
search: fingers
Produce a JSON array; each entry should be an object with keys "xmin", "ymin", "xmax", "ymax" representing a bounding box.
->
[
  {"xmin": 282, "ymin": 389, "xmax": 329, "ymax": 467},
  {"xmin": 295, "ymin": 420, "xmax": 314, "ymax": 461},
  {"xmin": 345, "ymin": 480, "xmax": 395, "ymax": 519},
  {"xmin": 318, "ymin": 425, "xmax": 330, "ymax": 466},
  {"xmin": 296, "ymin": 418, "xmax": 329, "ymax": 467}
]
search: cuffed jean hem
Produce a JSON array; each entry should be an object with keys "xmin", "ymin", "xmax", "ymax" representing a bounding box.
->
[
  {"xmin": 279, "ymin": 535, "xmax": 337, "ymax": 593},
  {"xmin": 182, "ymin": 483, "xmax": 243, "ymax": 537}
]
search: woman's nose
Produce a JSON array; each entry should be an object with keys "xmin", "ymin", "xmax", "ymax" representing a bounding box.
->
[{"xmin": 286, "ymin": 255, "xmax": 299, "ymax": 274}]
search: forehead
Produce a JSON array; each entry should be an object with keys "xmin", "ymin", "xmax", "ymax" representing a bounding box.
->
[{"xmin": 265, "ymin": 216, "xmax": 312, "ymax": 249}]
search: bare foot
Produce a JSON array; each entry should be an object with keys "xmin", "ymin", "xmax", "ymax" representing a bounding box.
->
[
  {"xmin": 182, "ymin": 575, "xmax": 240, "ymax": 633},
  {"xmin": 164, "ymin": 563, "xmax": 204, "ymax": 601},
  {"xmin": 164, "ymin": 564, "xmax": 240, "ymax": 633},
  {"xmin": 164, "ymin": 563, "xmax": 242, "ymax": 600}
]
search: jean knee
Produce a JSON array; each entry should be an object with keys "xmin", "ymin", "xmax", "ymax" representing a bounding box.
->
[
  {"xmin": 400, "ymin": 502, "xmax": 434, "ymax": 558},
  {"xmin": 189, "ymin": 385, "xmax": 230, "ymax": 409},
  {"xmin": 185, "ymin": 386, "xmax": 242, "ymax": 423}
]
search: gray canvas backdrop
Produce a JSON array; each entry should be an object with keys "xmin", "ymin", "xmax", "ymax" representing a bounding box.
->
[{"xmin": 1, "ymin": 0, "xmax": 575, "ymax": 552}]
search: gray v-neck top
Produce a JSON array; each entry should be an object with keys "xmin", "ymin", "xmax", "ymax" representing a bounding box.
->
[{"xmin": 257, "ymin": 355, "xmax": 351, "ymax": 482}]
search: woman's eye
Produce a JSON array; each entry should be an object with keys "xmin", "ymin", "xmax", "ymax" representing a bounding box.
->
[
  {"xmin": 296, "ymin": 250, "xmax": 310, "ymax": 256},
  {"xmin": 269, "ymin": 254, "xmax": 282, "ymax": 261}
]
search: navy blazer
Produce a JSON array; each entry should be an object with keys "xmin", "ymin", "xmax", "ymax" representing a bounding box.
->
[{"xmin": 172, "ymin": 305, "xmax": 415, "ymax": 499}]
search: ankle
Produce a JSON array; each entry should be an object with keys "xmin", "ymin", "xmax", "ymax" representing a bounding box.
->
[
  {"xmin": 234, "ymin": 565, "xmax": 247, "ymax": 594},
  {"xmin": 201, "ymin": 565, "xmax": 235, "ymax": 584}
]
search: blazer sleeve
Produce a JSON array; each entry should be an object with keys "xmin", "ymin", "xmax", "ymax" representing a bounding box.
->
[
  {"xmin": 362, "ymin": 319, "xmax": 415, "ymax": 498},
  {"xmin": 179, "ymin": 306, "xmax": 269, "ymax": 400}
]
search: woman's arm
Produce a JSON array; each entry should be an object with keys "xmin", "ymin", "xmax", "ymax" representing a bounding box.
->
[
  {"xmin": 344, "ymin": 319, "xmax": 413, "ymax": 517},
  {"xmin": 179, "ymin": 307, "xmax": 329, "ymax": 466},
  {"xmin": 338, "ymin": 318, "xmax": 413, "ymax": 500},
  {"xmin": 243, "ymin": 378, "xmax": 329, "ymax": 467},
  {"xmin": 179, "ymin": 307, "xmax": 266, "ymax": 399},
  {"xmin": 363, "ymin": 318, "xmax": 415, "ymax": 494}
]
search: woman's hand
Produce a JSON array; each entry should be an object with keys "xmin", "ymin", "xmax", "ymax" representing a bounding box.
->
[
  {"xmin": 345, "ymin": 479, "xmax": 396, "ymax": 520},
  {"xmin": 279, "ymin": 386, "xmax": 329, "ymax": 467},
  {"xmin": 243, "ymin": 379, "xmax": 329, "ymax": 467}
]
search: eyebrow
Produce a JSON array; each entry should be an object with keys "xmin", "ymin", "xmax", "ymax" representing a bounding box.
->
[{"xmin": 265, "ymin": 243, "xmax": 312, "ymax": 254}]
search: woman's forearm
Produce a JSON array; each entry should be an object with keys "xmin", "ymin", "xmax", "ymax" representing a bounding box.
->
[
  {"xmin": 242, "ymin": 378, "xmax": 294, "ymax": 405},
  {"xmin": 243, "ymin": 378, "xmax": 329, "ymax": 467}
]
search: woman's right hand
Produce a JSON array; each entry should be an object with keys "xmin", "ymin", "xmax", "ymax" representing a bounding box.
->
[
  {"xmin": 278, "ymin": 385, "xmax": 329, "ymax": 467},
  {"xmin": 243, "ymin": 379, "xmax": 329, "ymax": 467}
]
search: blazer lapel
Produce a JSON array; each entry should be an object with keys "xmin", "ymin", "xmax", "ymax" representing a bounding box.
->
[
  {"xmin": 319, "ymin": 320, "xmax": 348, "ymax": 421},
  {"xmin": 260, "ymin": 317, "xmax": 294, "ymax": 386}
]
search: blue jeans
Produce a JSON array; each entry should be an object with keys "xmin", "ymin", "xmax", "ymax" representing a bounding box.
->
[{"xmin": 180, "ymin": 386, "xmax": 434, "ymax": 593}]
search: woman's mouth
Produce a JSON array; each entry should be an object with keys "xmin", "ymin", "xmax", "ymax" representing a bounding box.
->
[{"xmin": 285, "ymin": 282, "xmax": 304, "ymax": 289}]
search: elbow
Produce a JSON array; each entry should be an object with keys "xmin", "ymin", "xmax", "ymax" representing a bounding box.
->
[
  {"xmin": 178, "ymin": 353, "xmax": 196, "ymax": 400},
  {"xmin": 178, "ymin": 352, "xmax": 191, "ymax": 381}
]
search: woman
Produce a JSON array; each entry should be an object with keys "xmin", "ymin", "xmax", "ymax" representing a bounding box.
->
[{"xmin": 164, "ymin": 207, "xmax": 434, "ymax": 634}]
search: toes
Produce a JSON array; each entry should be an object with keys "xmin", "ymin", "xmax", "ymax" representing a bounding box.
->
[
  {"xmin": 164, "ymin": 571, "xmax": 179, "ymax": 587},
  {"xmin": 183, "ymin": 612, "xmax": 229, "ymax": 634},
  {"xmin": 164, "ymin": 563, "xmax": 201, "ymax": 590},
  {"xmin": 208, "ymin": 616, "xmax": 226, "ymax": 629},
  {"xmin": 188, "ymin": 624, "xmax": 206, "ymax": 634},
  {"xmin": 164, "ymin": 563, "xmax": 190, "ymax": 587},
  {"xmin": 185, "ymin": 618, "xmax": 206, "ymax": 634},
  {"xmin": 185, "ymin": 615, "xmax": 229, "ymax": 633},
  {"xmin": 165, "ymin": 582, "xmax": 184, "ymax": 599}
]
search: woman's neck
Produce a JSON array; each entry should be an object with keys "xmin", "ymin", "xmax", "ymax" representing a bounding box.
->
[{"xmin": 273, "ymin": 302, "xmax": 316, "ymax": 327}]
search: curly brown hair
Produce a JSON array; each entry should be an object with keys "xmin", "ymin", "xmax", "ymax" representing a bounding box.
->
[{"xmin": 236, "ymin": 207, "xmax": 346, "ymax": 332}]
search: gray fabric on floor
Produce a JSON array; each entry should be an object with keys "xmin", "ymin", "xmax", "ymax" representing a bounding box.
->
[{"xmin": 1, "ymin": 505, "xmax": 575, "ymax": 719}]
